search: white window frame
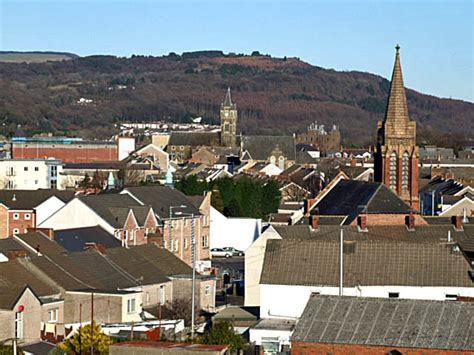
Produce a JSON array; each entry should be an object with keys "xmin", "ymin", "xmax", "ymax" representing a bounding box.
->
[
  {"xmin": 205, "ymin": 285, "xmax": 211, "ymax": 296},
  {"xmin": 13, "ymin": 228, "xmax": 20, "ymax": 235},
  {"xmin": 13, "ymin": 213, "xmax": 20, "ymax": 220},
  {"xmin": 24, "ymin": 213, "xmax": 31, "ymax": 220},
  {"xmin": 48, "ymin": 308, "xmax": 58, "ymax": 323},
  {"xmin": 127, "ymin": 298, "xmax": 136, "ymax": 314},
  {"xmin": 159, "ymin": 285, "xmax": 165, "ymax": 305}
]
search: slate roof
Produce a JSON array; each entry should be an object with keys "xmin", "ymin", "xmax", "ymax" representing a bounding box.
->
[
  {"xmin": 168, "ymin": 131, "xmax": 220, "ymax": 147},
  {"xmin": 241, "ymin": 135, "xmax": 295, "ymax": 161},
  {"xmin": 420, "ymin": 176, "xmax": 464, "ymax": 195},
  {"xmin": 261, "ymin": 226, "xmax": 473, "ymax": 287},
  {"xmin": 54, "ymin": 226, "xmax": 122, "ymax": 252},
  {"xmin": 0, "ymin": 285, "xmax": 37, "ymax": 310},
  {"xmin": 0, "ymin": 238, "xmax": 30, "ymax": 256},
  {"xmin": 124, "ymin": 186, "xmax": 201, "ymax": 219},
  {"xmin": 15, "ymin": 232, "xmax": 67, "ymax": 256},
  {"xmin": 21, "ymin": 341, "xmax": 56, "ymax": 355},
  {"xmin": 0, "ymin": 260, "xmax": 59, "ymax": 298},
  {"xmin": 0, "ymin": 190, "xmax": 75, "ymax": 209},
  {"xmin": 106, "ymin": 244, "xmax": 193, "ymax": 281},
  {"xmin": 313, "ymin": 180, "xmax": 412, "ymax": 223},
  {"xmin": 78, "ymin": 194, "xmax": 148, "ymax": 228},
  {"xmin": 292, "ymin": 294, "xmax": 474, "ymax": 351}
]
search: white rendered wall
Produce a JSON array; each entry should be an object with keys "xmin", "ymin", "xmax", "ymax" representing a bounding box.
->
[
  {"xmin": 35, "ymin": 196, "xmax": 66, "ymax": 225},
  {"xmin": 118, "ymin": 137, "xmax": 136, "ymax": 161},
  {"xmin": 260, "ymin": 284, "xmax": 474, "ymax": 319},
  {"xmin": 209, "ymin": 206, "xmax": 261, "ymax": 251},
  {"xmin": 0, "ymin": 160, "xmax": 63, "ymax": 190},
  {"xmin": 39, "ymin": 198, "xmax": 115, "ymax": 234},
  {"xmin": 244, "ymin": 226, "xmax": 281, "ymax": 307},
  {"xmin": 250, "ymin": 328, "xmax": 293, "ymax": 346}
]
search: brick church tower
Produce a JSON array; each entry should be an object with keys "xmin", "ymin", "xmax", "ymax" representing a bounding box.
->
[
  {"xmin": 220, "ymin": 87, "xmax": 238, "ymax": 148},
  {"xmin": 375, "ymin": 45, "xmax": 419, "ymax": 210}
]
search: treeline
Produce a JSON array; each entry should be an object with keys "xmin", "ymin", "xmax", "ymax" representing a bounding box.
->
[{"xmin": 175, "ymin": 175, "xmax": 281, "ymax": 219}]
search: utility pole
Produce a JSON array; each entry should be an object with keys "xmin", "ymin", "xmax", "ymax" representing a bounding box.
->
[
  {"xmin": 79, "ymin": 303, "xmax": 82, "ymax": 351},
  {"xmin": 339, "ymin": 229, "xmax": 343, "ymax": 296},
  {"xmin": 191, "ymin": 214, "xmax": 196, "ymax": 337},
  {"xmin": 169, "ymin": 206, "xmax": 173, "ymax": 252},
  {"xmin": 91, "ymin": 292, "xmax": 94, "ymax": 355}
]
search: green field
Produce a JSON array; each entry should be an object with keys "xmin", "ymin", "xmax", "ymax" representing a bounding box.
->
[{"xmin": 0, "ymin": 52, "xmax": 77, "ymax": 63}]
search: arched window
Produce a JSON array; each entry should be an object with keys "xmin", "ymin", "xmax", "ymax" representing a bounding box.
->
[
  {"xmin": 389, "ymin": 152, "xmax": 397, "ymax": 190},
  {"xmin": 278, "ymin": 156, "xmax": 285, "ymax": 170},
  {"xmin": 270, "ymin": 156, "xmax": 276, "ymax": 165},
  {"xmin": 402, "ymin": 151, "xmax": 409, "ymax": 192}
]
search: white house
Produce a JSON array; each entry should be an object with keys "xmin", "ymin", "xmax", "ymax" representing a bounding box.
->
[
  {"xmin": 257, "ymin": 225, "xmax": 474, "ymax": 320},
  {"xmin": 210, "ymin": 206, "xmax": 261, "ymax": 252},
  {"xmin": 0, "ymin": 159, "xmax": 63, "ymax": 190}
]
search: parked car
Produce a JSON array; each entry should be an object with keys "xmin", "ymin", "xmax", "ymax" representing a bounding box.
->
[{"xmin": 211, "ymin": 247, "xmax": 244, "ymax": 258}]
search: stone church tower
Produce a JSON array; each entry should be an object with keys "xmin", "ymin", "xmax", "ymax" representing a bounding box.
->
[
  {"xmin": 220, "ymin": 87, "xmax": 237, "ymax": 148},
  {"xmin": 375, "ymin": 45, "xmax": 419, "ymax": 210}
]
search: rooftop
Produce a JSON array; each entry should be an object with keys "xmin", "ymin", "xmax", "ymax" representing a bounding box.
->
[{"xmin": 292, "ymin": 294, "xmax": 474, "ymax": 351}]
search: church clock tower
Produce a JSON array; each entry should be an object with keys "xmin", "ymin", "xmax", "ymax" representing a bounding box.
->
[
  {"xmin": 375, "ymin": 45, "xmax": 419, "ymax": 210},
  {"xmin": 220, "ymin": 87, "xmax": 238, "ymax": 148}
]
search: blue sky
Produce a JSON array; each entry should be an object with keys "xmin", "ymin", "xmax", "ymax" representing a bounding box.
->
[{"xmin": 1, "ymin": 0, "xmax": 473, "ymax": 102}]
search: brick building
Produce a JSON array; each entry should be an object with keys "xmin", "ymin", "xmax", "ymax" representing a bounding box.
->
[
  {"xmin": 11, "ymin": 136, "xmax": 134, "ymax": 163},
  {"xmin": 375, "ymin": 46, "xmax": 419, "ymax": 210},
  {"xmin": 296, "ymin": 122, "xmax": 341, "ymax": 154}
]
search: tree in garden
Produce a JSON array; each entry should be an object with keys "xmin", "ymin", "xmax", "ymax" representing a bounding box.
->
[
  {"xmin": 57, "ymin": 321, "xmax": 112, "ymax": 354},
  {"xmin": 196, "ymin": 320, "xmax": 245, "ymax": 351}
]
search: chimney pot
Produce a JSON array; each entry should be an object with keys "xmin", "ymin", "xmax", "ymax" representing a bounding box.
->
[
  {"xmin": 357, "ymin": 215, "xmax": 367, "ymax": 231},
  {"xmin": 452, "ymin": 215, "xmax": 463, "ymax": 231},
  {"xmin": 309, "ymin": 215, "xmax": 318, "ymax": 230},
  {"xmin": 406, "ymin": 212, "xmax": 415, "ymax": 231}
]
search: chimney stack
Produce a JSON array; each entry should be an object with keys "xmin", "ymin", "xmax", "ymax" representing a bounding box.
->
[
  {"xmin": 304, "ymin": 199, "xmax": 316, "ymax": 214},
  {"xmin": 405, "ymin": 212, "xmax": 415, "ymax": 231},
  {"xmin": 452, "ymin": 215, "xmax": 463, "ymax": 231},
  {"xmin": 309, "ymin": 214, "xmax": 319, "ymax": 230},
  {"xmin": 357, "ymin": 215, "xmax": 367, "ymax": 231},
  {"xmin": 7, "ymin": 250, "xmax": 28, "ymax": 260}
]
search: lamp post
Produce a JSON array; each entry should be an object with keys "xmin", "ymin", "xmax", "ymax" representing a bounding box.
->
[
  {"xmin": 169, "ymin": 205, "xmax": 186, "ymax": 252},
  {"xmin": 175, "ymin": 211, "xmax": 196, "ymax": 337}
]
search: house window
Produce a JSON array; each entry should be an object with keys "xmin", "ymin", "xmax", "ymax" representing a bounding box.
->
[
  {"xmin": 13, "ymin": 213, "xmax": 20, "ymax": 220},
  {"xmin": 180, "ymin": 146, "xmax": 184, "ymax": 151},
  {"xmin": 34, "ymin": 167, "xmax": 39, "ymax": 172},
  {"xmin": 34, "ymin": 180, "xmax": 39, "ymax": 185},
  {"xmin": 51, "ymin": 180, "xmax": 57, "ymax": 189},
  {"xmin": 174, "ymin": 239, "xmax": 179, "ymax": 252},
  {"xmin": 13, "ymin": 228, "xmax": 20, "ymax": 235},
  {"xmin": 146, "ymin": 292, "xmax": 150, "ymax": 304},
  {"xmin": 48, "ymin": 308, "xmax": 58, "ymax": 323},
  {"xmin": 389, "ymin": 152, "xmax": 397, "ymax": 190},
  {"xmin": 388, "ymin": 292, "xmax": 399, "ymax": 298},
  {"xmin": 50, "ymin": 165, "xmax": 57, "ymax": 177},
  {"xmin": 184, "ymin": 238, "xmax": 188, "ymax": 249},
  {"xmin": 270, "ymin": 155, "xmax": 276, "ymax": 165},
  {"xmin": 401, "ymin": 152, "xmax": 409, "ymax": 192},
  {"xmin": 202, "ymin": 235, "xmax": 209, "ymax": 248},
  {"xmin": 205, "ymin": 285, "xmax": 211, "ymax": 296},
  {"xmin": 278, "ymin": 156, "xmax": 285, "ymax": 170},
  {"xmin": 445, "ymin": 294, "xmax": 457, "ymax": 301},
  {"xmin": 127, "ymin": 298, "xmax": 136, "ymax": 313},
  {"xmin": 24, "ymin": 213, "xmax": 31, "ymax": 220},
  {"xmin": 24, "ymin": 166, "xmax": 28, "ymax": 171},
  {"xmin": 159, "ymin": 285, "xmax": 165, "ymax": 305}
]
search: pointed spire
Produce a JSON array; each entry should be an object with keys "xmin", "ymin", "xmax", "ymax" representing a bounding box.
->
[
  {"xmin": 223, "ymin": 87, "xmax": 233, "ymax": 107},
  {"xmin": 384, "ymin": 44, "xmax": 409, "ymax": 122}
]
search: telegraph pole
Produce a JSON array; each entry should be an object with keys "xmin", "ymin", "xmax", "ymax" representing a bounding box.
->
[
  {"xmin": 91, "ymin": 292, "xmax": 94, "ymax": 355},
  {"xmin": 339, "ymin": 229, "xmax": 343, "ymax": 296},
  {"xmin": 169, "ymin": 206, "xmax": 173, "ymax": 252},
  {"xmin": 191, "ymin": 214, "xmax": 196, "ymax": 337}
]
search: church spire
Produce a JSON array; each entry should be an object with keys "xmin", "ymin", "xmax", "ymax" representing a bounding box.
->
[
  {"xmin": 223, "ymin": 87, "xmax": 233, "ymax": 107},
  {"xmin": 384, "ymin": 44, "xmax": 409, "ymax": 122}
]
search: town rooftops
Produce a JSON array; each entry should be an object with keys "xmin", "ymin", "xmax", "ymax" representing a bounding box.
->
[
  {"xmin": 123, "ymin": 186, "xmax": 201, "ymax": 219},
  {"xmin": 0, "ymin": 190, "xmax": 75, "ymax": 209},
  {"xmin": 0, "ymin": 285, "xmax": 39, "ymax": 311},
  {"xmin": 260, "ymin": 225, "xmax": 474, "ymax": 288},
  {"xmin": 15, "ymin": 231, "xmax": 68, "ymax": 256},
  {"xmin": 312, "ymin": 179, "xmax": 412, "ymax": 223},
  {"xmin": 54, "ymin": 226, "xmax": 122, "ymax": 252},
  {"xmin": 168, "ymin": 131, "xmax": 220, "ymax": 147},
  {"xmin": 241, "ymin": 135, "xmax": 296, "ymax": 161},
  {"xmin": 292, "ymin": 294, "xmax": 474, "ymax": 351},
  {"xmin": 110, "ymin": 341, "xmax": 228, "ymax": 353}
]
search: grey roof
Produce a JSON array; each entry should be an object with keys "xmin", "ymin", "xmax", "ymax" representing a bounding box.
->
[
  {"xmin": 420, "ymin": 176, "xmax": 464, "ymax": 195},
  {"xmin": 54, "ymin": 226, "xmax": 122, "ymax": 252},
  {"xmin": 313, "ymin": 180, "xmax": 412, "ymax": 223},
  {"xmin": 222, "ymin": 87, "xmax": 234, "ymax": 107},
  {"xmin": 0, "ymin": 285, "xmax": 37, "ymax": 310},
  {"xmin": 241, "ymin": 135, "xmax": 295, "ymax": 161},
  {"xmin": 168, "ymin": 131, "xmax": 220, "ymax": 147},
  {"xmin": 0, "ymin": 238, "xmax": 30, "ymax": 256},
  {"xmin": 15, "ymin": 232, "xmax": 68, "ymax": 256},
  {"xmin": 260, "ymin": 226, "xmax": 473, "ymax": 287},
  {"xmin": 0, "ymin": 190, "xmax": 75, "ymax": 209},
  {"xmin": 21, "ymin": 341, "xmax": 56, "ymax": 355},
  {"xmin": 124, "ymin": 186, "xmax": 201, "ymax": 219},
  {"xmin": 292, "ymin": 294, "xmax": 474, "ymax": 351},
  {"xmin": 78, "ymin": 193, "xmax": 147, "ymax": 228}
]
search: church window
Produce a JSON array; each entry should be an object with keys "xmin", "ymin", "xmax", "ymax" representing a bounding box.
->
[
  {"xmin": 224, "ymin": 123, "xmax": 229, "ymax": 132},
  {"xmin": 389, "ymin": 152, "xmax": 397, "ymax": 190},
  {"xmin": 270, "ymin": 156, "xmax": 276, "ymax": 165},
  {"xmin": 401, "ymin": 151, "xmax": 409, "ymax": 192}
]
